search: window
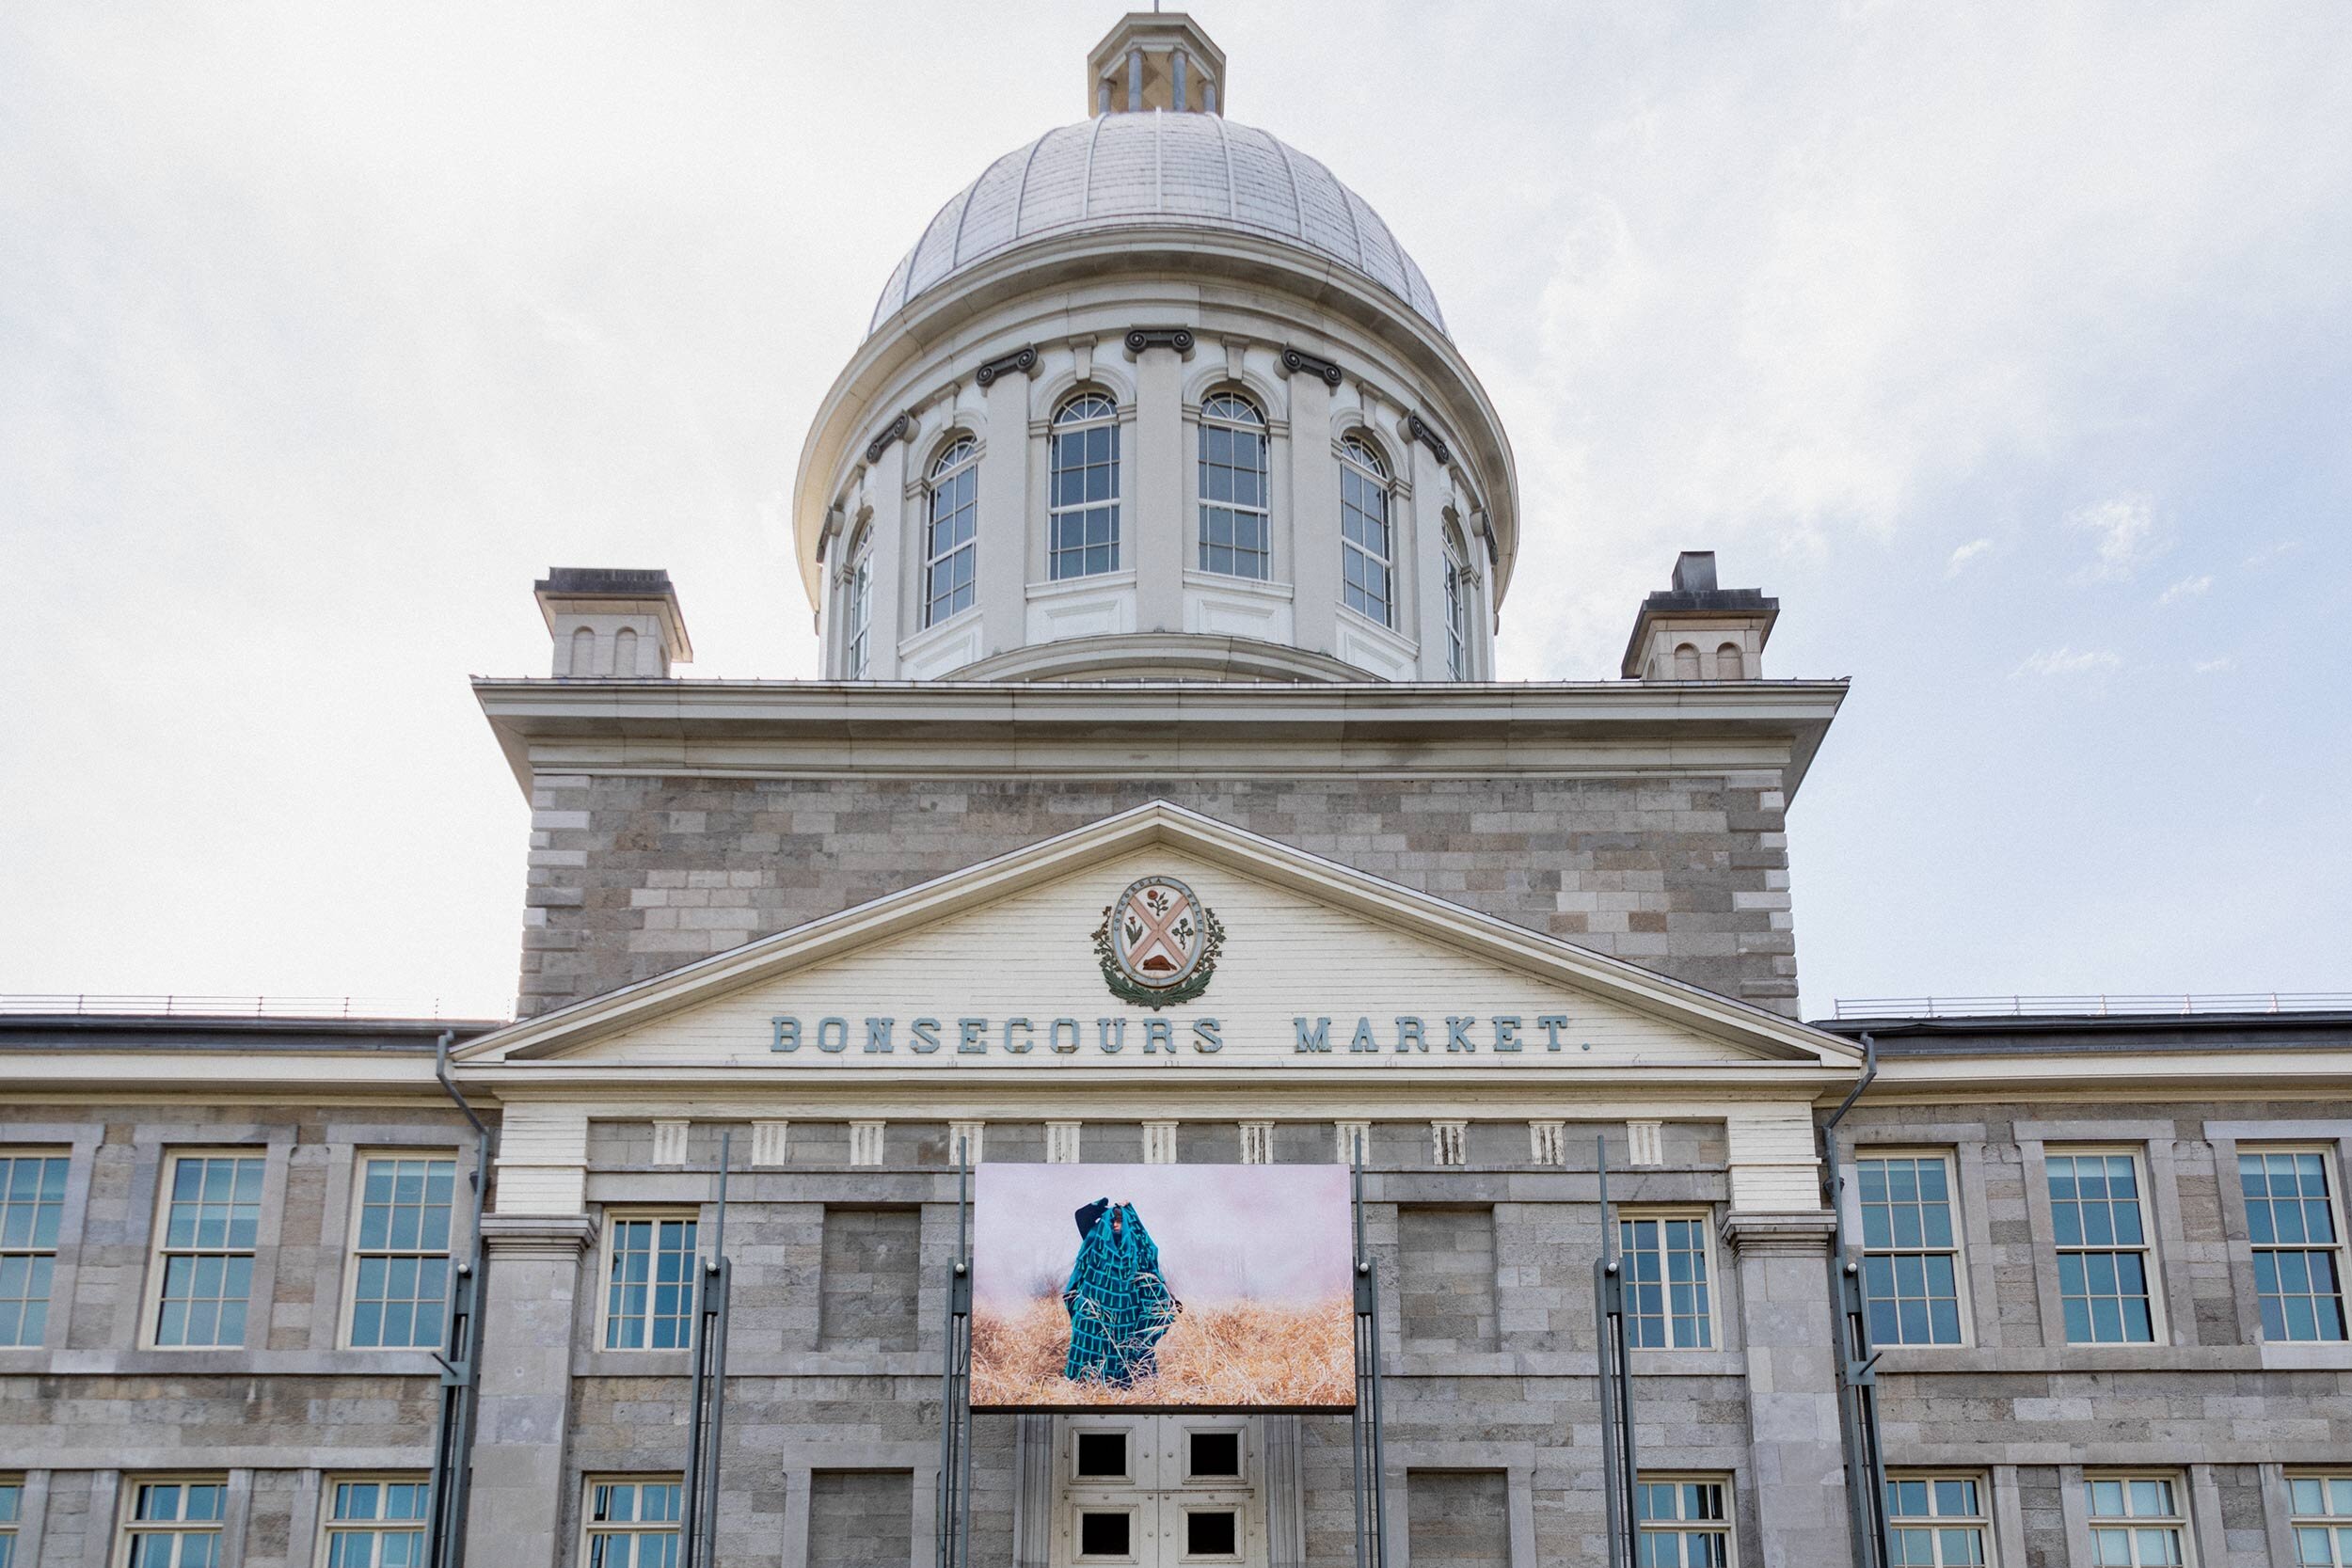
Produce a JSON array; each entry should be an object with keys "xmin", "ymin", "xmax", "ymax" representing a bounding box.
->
[
  {"xmin": 841, "ymin": 525, "xmax": 873, "ymax": 678},
  {"xmin": 1885, "ymin": 1473, "xmax": 1990, "ymax": 1566},
  {"xmin": 1338, "ymin": 436, "xmax": 1392, "ymax": 626},
  {"xmin": 1714, "ymin": 641, "xmax": 1743, "ymax": 679},
  {"xmin": 1673, "ymin": 643, "xmax": 1701, "ymax": 679},
  {"xmin": 1857, "ymin": 1154, "xmax": 1965, "ymax": 1346},
  {"xmin": 1198, "ymin": 391, "xmax": 1269, "ymax": 579},
  {"xmin": 2290, "ymin": 1473, "xmax": 2352, "ymax": 1566},
  {"xmin": 1636, "ymin": 1478, "xmax": 1730, "ymax": 1566},
  {"xmin": 151, "ymin": 1154, "xmax": 262, "ymax": 1349},
  {"xmin": 121, "ymin": 1479, "xmax": 226, "ymax": 1568},
  {"xmin": 1442, "ymin": 522, "xmax": 1472, "ymax": 679},
  {"xmin": 604, "ymin": 1214, "xmax": 698, "ymax": 1350},
  {"xmin": 2085, "ymin": 1475, "xmax": 2189, "ymax": 1566},
  {"xmin": 0, "ymin": 1151, "xmax": 68, "ymax": 1346},
  {"xmin": 924, "ymin": 437, "xmax": 979, "ymax": 626},
  {"xmin": 347, "ymin": 1155, "xmax": 455, "ymax": 1349},
  {"xmin": 2240, "ymin": 1148, "xmax": 2347, "ymax": 1342},
  {"xmin": 581, "ymin": 1479, "xmax": 681, "ymax": 1568},
  {"xmin": 1049, "ymin": 392, "xmax": 1120, "ymax": 579},
  {"xmin": 2046, "ymin": 1150, "xmax": 2157, "ymax": 1343},
  {"xmin": 0, "ymin": 1478, "xmax": 20, "ymax": 1568},
  {"xmin": 322, "ymin": 1478, "xmax": 428, "ymax": 1568},
  {"xmin": 1619, "ymin": 1212, "xmax": 1713, "ymax": 1349}
]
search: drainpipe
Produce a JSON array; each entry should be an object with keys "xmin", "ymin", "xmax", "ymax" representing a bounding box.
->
[
  {"xmin": 1819, "ymin": 1032, "xmax": 1891, "ymax": 1568},
  {"xmin": 426, "ymin": 1030, "xmax": 496, "ymax": 1568}
]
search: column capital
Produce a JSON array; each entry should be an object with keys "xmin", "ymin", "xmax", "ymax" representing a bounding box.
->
[
  {"xmin": 1718, "ymin": 1211, "xmax": 1836, "ymax": 1258},
  {"xmin": 480, "ymin": 1212, "xmax": 599, "ymax": 1259}
]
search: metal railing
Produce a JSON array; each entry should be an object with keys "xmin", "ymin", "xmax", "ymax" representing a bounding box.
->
[
  {"xmin": 1832, "ymin": 993, "xmax": 2352, "ymax": 1020},
  {"xmin": 0, "ymin": 994, "xmax": 508, "ymax": 1022}
]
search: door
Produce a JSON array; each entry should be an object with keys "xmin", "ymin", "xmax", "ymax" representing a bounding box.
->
[{"xmin": 1054, "ymin": 1413, "xmax": 1265, "ymax": 1568}]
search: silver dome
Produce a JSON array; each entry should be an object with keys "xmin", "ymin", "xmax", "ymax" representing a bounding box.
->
[{"xmin": 867, "ymin": 113, "xmax": 1449, "ymax": 338}]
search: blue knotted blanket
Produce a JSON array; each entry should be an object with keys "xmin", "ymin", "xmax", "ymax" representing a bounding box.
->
[{"xmin": 1062, "ymin": 1199, "xmax": 1179, "ymax": 1386}]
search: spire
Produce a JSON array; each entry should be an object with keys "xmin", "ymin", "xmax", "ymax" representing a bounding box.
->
[{"xmin": 1087, "ymin": 11, "xmax": 1226, "ymax": 116}]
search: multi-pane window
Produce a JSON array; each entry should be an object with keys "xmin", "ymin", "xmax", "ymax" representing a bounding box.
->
[
  {"xmin": 1857, "ymin": 1154, "xmax": 1965, "ymax": 1346},
  {"xmin": 2290, "ymin": 1474, "xmax": 2352, "ymax": 1566},
  {"xmin": 122, "ymin": 1479, "xmax": 227, "ymax": 1568},
  {"xmin": 0, "ymin": 1152, "xmax": 68, "ymax": 1346},
  {"xmin": 841, "ymin": 528, "xmax": 873, "ymax": 678},
  {"xmin": 924, "ymin": 437, "xmax": 979, "ymax": 626},
  {"xmin": 2046, "ymin": 1150, "xmax": 2157, "ymax": 1344},
  {"xmin": 322, "ymin": 1478, "xmax": 428, "ymax": 1568},
  {"xmin": 2240, "ymin": 1149, "xmax": 2347, "ymax": 1342},
  {"xmin": 1198, "ymin": 391, "xmax": 1269, "ymax": 578},
  {"xmin": 348, "ymin": 1155, "xmax": 455, "ymax": 1349},
  {"xmin": 151, "ymin": 1154, "xmax": 262, "ymax": 1349},
  {"xmin": 582, "ymin": 1479, "xmax": 683, "ymax": 1568},
  {"xmin": 1049, "ymin": 392, "xmax": 1120, "ymax": 579},
  {"xmin": 1885, "ymin": 1474, "xmax": 1989, "ymax": 1566},
  {"xmin": 1620, "ymin": 1213, "xmax": 1713, "ymax": 1349},
  {"xmin": 604, "ymin": 1215, "xmax": 698, "ymax": 1350},
  {"xmin": 2086, "ymin": 1475, "xmax": 2189, "ymax": 1566},
  {"xmin": 1338, "ymin": 436, "xmax": 1392, "ymax": 625},
  {"xmin": 1635, "ymin": 1478, "xmax": 1730, "ymax": 1566},
  {"xmin": 1442, "ymin": 523, "xmax": 1472, "ymax": 678},
  {"xmin": 0, "ymin": 1479, "xmax": 20, "ymax": 1568}
]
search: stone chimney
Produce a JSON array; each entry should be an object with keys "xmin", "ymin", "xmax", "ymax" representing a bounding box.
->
[
  {"xmin": 1620, "ymin": 551, "xmax": 1778, "ymax": 682},
  {"xmin": 534, "ymin": 568, "xmax": 692, "ymax": 678}
]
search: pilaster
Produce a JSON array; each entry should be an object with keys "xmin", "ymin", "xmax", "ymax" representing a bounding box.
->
[
  {"xmin": 865, "ymin": 436, "xmax": 909, "ymax": 677},
  {"xmin": 1285, "ymin": 371, "xmax": 1337, "ymax": 657},
  {"xmin": 1718, "ymin": 1212, "xmax": 1851, "ymax": 1568},
  {"xmin": 1132, "ymin": 342, "xmax": 1185, "ymax": 631},
  {"xmin": 465, "ymin": 1213, "xmax": 600, "ymax": 1568},
  {"xmin": 979, "ymin": 368, "xmax": 1035, "ymax": 659}
]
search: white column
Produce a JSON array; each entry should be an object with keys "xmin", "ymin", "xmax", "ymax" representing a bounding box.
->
[
  {"xmin": 1408, "ymin": 438, "xmax": 1452, "ymax": 676},
  {"xmin": 1133, "ymin": 342, "xmax": 1185, "ymax": 632},
  {"xmin": 864, "ymin": 436, "xmax": 910, "ymax": 677},
  {"xmin": 979, "ymin": 368, "xmax": 1034, "ymax": 658},
  {"xmin": 1287, "ymin": 372, "xmax": 1337, "ymax": 657}
]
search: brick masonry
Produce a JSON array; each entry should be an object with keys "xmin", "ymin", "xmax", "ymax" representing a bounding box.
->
[{"xmin": 516, "ymin": 772, "xmax": 1801, "ymax": 1019}]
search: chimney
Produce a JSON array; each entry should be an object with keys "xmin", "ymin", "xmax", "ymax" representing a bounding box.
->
[
  {"xmin": 1621, "ymin": 551, "xmax": 1777, "ymax": 682},
  {"xmin": 534, "ymin": 568, "xmax": 693, "ymax": 679}
]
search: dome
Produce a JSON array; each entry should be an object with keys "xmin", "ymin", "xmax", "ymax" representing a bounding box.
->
[{"xmin": 866, "ymin": 113, "xmax": 1449, "ymax": 339}]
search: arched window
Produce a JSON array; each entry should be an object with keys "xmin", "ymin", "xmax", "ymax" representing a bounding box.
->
[
  {"xmin": 842, "ymin": 523, "xmax": 873, "ymax": 678},
  {"xmin": 1442, "ymin": 521, "xmax": 1473, "ymax": 680},
  {"xmin": 924, "ymin": 436, "xmax": 979, "ymax": 626},
  {"xmin": 1199, "ymin": 391, "xmax": 1269, "ymax": 579},
  {"xmin": 569, "ymin": 626, "xmax": 596, "ymax": 676},
  {"xmin": 1714, "ymin": 641, "xmax": 1743, "ymax": 680},
  {"xmin": 612, "ymin": 626, "xmax": 639, "ymax": 677},
  {"xmin": 1339, "ymin": 436, "xmax": 1393, "ymax": 626},
  {"xmin": 1673, "ymin": 642, "xmax": 1701, "ymax": 680},
  {"xmin": 1048, "ymin": 392, "xmax": 1120, "ymax": 579}
]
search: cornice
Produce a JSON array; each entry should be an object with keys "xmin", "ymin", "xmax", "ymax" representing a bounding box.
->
[{"xmin": 471, "ymin": 676, "xmax": 1849, "ymax": 798}]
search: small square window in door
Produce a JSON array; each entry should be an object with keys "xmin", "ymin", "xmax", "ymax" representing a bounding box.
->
[
  {"xmin": 1076, "ymin": 1433, "xmax": 1129, "ymax": 1479},
  {"xmin": 1185, "ymin": 1510, "xmax": 1238, "ymax": 1557},
  {"xmin": 1078, "ymin": 1510, "xmax": 1132, "ymax": 1558},
  {"xmin": 1188, "ymin": 1432, "xmax": 1241, "ymax": 1479}
]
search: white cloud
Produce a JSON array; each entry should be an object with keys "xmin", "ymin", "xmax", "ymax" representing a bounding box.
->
[
  {"xmin": 2244, "ymin": 540, "xmax": 2304, "ymax": 568},
  {"xmin": 1946, "ymin": 538, "xmax": 1994, "ymax": 577},
  {"xmin": 2157, "ymin": 574, "xmax": 2213, "ymax": 606},
  {"xmin": 2192, "ymin": 657, "xmax": 2235, "ymax": 674},
  {"xmin": 2067, "ymin": 497, "xmax": 2162, "ymax": 581},
  {"xmin": 2013, "ymin": 646, "xmax": 2122, "ymax": 678}
]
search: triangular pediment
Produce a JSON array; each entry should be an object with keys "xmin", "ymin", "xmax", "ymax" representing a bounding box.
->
[{"xmin": 456, "ymin": 801, "xmax": 1859, "ymax": 1076}]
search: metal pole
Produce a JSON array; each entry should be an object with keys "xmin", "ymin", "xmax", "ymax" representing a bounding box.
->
[
  {"xmin": 1350, "ymin": 1146, "xmax": 1367, "ymax": 1568},
  {"xmin": 1365, "ymin": 1157, "xmax": 1389, "ymax": 1568},
  {"xmin": 956, "ymin": 1142, "xmax": 974, "ymax": 1563},
  {"xmin": 426, "ymin": 1031, "xmax": 493, "ymax": 1568},
  {"xmin": 701, "ymin": 1133, "xmax": 732, "ymax": 1568}
]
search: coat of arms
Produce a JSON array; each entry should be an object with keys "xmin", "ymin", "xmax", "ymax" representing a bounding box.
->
[{"xmin": 1092, "ymin": 876, "xmax": 1225, "ymax": 1008}]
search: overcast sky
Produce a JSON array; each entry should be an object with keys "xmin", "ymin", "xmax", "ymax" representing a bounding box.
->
[{"xmin": 4, "ymin": 2, "xmax": 2347, "ymax": 1021}]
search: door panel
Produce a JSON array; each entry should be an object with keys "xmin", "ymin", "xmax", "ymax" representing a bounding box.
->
[{"xmin": 1054, "ymin": 1415, "xmax": 1266, "ymax": 1568}]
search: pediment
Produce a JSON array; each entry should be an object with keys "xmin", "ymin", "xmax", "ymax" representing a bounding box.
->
[{"xmin": 456, "ymin": 801, "xmax": 1858, "ymax": 1076}]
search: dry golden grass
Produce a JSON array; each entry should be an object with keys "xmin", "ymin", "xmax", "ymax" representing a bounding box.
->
[{"xmin": 971, "ymin": 1294, "xmax": 1355, "ymax": 1409}]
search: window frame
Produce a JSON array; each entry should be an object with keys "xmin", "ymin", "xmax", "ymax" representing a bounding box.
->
[
  {"xmin": 2083, "ymin": 1471, "xmax": 2193, "ymax": 1567},
  {"xmin": 0, "ymin": 1148, "xmax": 70, "ymax": 1349},
  {"xmin": 117, "ymin": 1475, "xmax": 230, "ymax": 1568},
  {"xmin": 1852, "ymin": 1148, "xmax": 1971, "ymax": 1348},
  {"xmin": 1336, "ymin": 435, "xmax": 1394, "ymax": 627},
  {"xmin": 840, "ymin": 523, "xmax": 874, "ymax": 678},
  {"xmin": 144, "ymin": 1149, "xmax": 267, "ymax": 1352},
  {"xmin": 2287, "ymin": 1471, "xmax": 2352, "ymax": 1567},
  {"xmin": 2236, "ymin": 1143, "xmax": 2349, "ymax": 1344},
  {"xmin": 599, "ymin": 1209, "xmax": 702, "ymax": 1353},
  {"xmin": 1441, "ymin": 522, "xmax": 1473, "ymax": 679},
  {"xmin": 2043, "ymin": 1145, "xmax": 2164, "ymax": 1345},
  {"xmin": 1047, "ymin": 391, "xmax": 1122, "ymax": 581},
  {"xmin": 1634, "ymin": 1473, "xmax": 1735, "ymax": 1566},
  {"xmin": 1196, "ymin": 389, "xmax": 1271, "ymax": 581},
  {"xmin": 1883, "ymin": 1470, "xmax": 1993, "ymax": 1566},
  {"xmin": 1616, "ymin": 1207, "xmax": 1716, "ymax": 1351},
  {"xmin": 922, "ymin": 436, "xmax": 981, "ymax": 628},
  {"xmin": 316, "ymin": 1474, "xmax": 429, "ymax": 1568},
  {"xmin": 341, "ymin": 1150, "xmax": 460, "ymax": 1352},
  {"xmin": 0, "ymin": 1474, "xmax": 23, "ymax": 1568},
  {"xmin": 579, "ymin": 1476, "xmax": 683, "ymax": 1568}
]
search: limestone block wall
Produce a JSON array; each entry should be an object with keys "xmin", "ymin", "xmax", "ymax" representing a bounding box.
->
[{"xmin": 516, "ymin": 770, "xmax": 1799, "ymax": 1019}]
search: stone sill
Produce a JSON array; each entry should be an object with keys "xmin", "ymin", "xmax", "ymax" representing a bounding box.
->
[{"xmin": 1877, "ymin": 1343, "xmax": 2352, "ymax": 1375}]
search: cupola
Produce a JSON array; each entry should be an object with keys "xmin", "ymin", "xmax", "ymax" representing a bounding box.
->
[
  {"xmin": 1620, "ymin": 552, "xmax": 1778, "ymax": 682},
  {"xmin": 1087, "ymin": 12, "xmax": 1226, "ymax": 115}
]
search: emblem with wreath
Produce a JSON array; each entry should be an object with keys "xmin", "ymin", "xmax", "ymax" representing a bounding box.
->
[{"xmin": 1093, "ymin": 877, "xmax": 1227, "ymax": 1009}]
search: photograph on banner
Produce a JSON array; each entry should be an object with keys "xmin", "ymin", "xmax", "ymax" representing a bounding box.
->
[{"xmin": 970, "ymin": 1163, "xmax": 1356, "ymax": 1411}]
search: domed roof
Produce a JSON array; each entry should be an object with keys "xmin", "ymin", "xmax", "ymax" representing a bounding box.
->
[{"xmin": 867, "ymin": 112, "xmax": 1449, "ymax": 339}]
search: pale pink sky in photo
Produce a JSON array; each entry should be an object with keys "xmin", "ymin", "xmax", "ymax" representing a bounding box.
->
[{"xmin": 971, "ymin": 1164, "xmax": 1352, "ymax": 1310}]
